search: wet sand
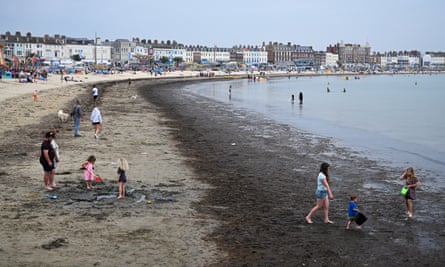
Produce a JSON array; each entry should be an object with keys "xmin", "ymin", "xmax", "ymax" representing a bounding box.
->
[
  {"xmin": 0, "ymin": 75, "xmax": 444, "ymax": 266},
  {"xmin": 143, "ymin": 80, "xmax": 445, "ymax": 266}
]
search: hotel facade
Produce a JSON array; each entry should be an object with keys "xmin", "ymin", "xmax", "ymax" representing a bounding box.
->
[{"xmin": 1, "ymin": 31, "xmax": 444, "ymax": 71}]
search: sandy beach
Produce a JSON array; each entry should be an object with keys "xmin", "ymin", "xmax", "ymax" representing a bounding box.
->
[
  {"xmin": 1, "ymin": 71, "xmax": 445, "ymax": 266},
  {"xmin": 0, "ymin": 72, "xmax": 223, "ymax": 266}
]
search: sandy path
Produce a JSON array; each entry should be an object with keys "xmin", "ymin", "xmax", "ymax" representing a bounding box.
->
[{"xmin": 0, "ymin": 77, "xmax": 222, "ymax": 266}]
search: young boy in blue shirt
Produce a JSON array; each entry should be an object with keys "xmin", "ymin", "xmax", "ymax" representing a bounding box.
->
[{"xmin": 346, "ymin": 194, "xmax": 360, "ymax": 229}]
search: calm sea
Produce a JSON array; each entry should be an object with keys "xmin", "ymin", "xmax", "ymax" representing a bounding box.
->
[{"xmin": 184, "ymin": 74, "xmax": 445, "ymax": 187}]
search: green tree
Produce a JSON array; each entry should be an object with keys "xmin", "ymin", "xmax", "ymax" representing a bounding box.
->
[
  {"xmin": 159, "ymin": 56, "xmax": 169, "ymax": 64},
  {"xmin": 173, "ymin": 57, "xmax": 183, "ymax": 64},
  {"xmin": 71, "ymin": 54, "xmax": 82, "ymax": 61},
  {"xmin": 173, "ymin": 57, "xmax": 183, "ymax": 68}
]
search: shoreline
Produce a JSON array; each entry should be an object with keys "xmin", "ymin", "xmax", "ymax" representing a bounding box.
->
[
  {"xmin": 2, "ymin": 68, "xmax": 442, "ymax": 102},
  {"xmin": 186, "ymin": 73, "xmax": 445, "ymax": 192}
]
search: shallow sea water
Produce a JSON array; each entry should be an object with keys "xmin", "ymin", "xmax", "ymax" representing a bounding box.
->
[{"xmin": 184, "ymin": 74, "xmax": 445, "ymax": 189}]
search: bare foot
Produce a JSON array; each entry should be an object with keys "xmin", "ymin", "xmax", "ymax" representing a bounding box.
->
[
  {"xmin": 305, "ymin": 216, "xmax": 313, "ymax": 224},
  {"xmin": 325, "ymin": 220, "xmax": 334, "ymax": 224}
]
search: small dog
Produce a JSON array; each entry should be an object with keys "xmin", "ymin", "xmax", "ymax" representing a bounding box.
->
[{"xmin": 58, "ymin": 110, "xmax": 70, "ymax": 122}]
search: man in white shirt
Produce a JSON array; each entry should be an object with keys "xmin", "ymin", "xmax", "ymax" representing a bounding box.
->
[{"xmin": 92, "ymin": 84, "xmax": 98, "ymax": 104}]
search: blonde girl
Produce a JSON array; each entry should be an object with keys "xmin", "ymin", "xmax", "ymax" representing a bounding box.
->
[
  {"xmin": 400, "ymin": 167, "xmax": 420, "ymax": 218},
  {"xmin": 83, "ymin": 155, "xmax": 96, "ymax": 189},
  {"xmin": 117, "ymin": 158, "xmax": 129, "ymax": 199}
]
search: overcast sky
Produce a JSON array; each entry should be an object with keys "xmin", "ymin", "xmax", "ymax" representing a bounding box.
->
[{"xmin": 1, "ymin": 0, "xmax": 443, "ymax": 53}]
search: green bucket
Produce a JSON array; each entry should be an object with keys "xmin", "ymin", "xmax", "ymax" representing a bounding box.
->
[{"xmin": 401, "ymin": 186, "xmax": 408, "ymax": 196}]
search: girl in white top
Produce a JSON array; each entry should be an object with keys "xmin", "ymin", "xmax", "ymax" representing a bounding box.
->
[
  {"xmin": 92, "ymin": 85, "xmax": 98, "ymax": 104},
  {"xmin": 90, "ymin": 107, "xmax": 103, "ymax": 139},
  {"xmin": 305, "ymin": 162, "xmax": 335, "ymax": 224}
]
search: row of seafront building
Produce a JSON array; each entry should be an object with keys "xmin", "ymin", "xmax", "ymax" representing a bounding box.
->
[{"xmin": 1, "ymin": 31, "xmax": 445, "ymax": 71}]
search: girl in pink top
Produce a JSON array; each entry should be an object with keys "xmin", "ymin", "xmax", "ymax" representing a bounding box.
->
[{"xmin": 83, "ymin": 155, "xmax": 96, "ymax": 189}]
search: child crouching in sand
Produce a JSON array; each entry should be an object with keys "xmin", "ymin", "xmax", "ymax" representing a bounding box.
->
[
  {"xmin": 117, "ymin": 158, "xmax": 129, "ymax": 199},
  {"xmin": 82, "ymin": 155, "xmax": 96, "ymax": 189}
]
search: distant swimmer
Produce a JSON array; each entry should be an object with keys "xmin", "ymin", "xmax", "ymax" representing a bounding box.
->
[
  {"xmin": 327, "ymin": 87, "xmax": 330, "ymax": 93},
  {"xmin": 343, "ymin": 88, "xmax": 346, "ymax": 93}
]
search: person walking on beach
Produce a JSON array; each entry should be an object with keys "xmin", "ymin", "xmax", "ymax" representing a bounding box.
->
[
  {"xmin": 346, "ymin": 194, "xmax": 361, "ymax": 229},
  {"xmin": 400, "ymin": 167, "xmax": 420, "ymax": 218},
  {"xmin": 49, "ymin": 129, "xmax": 60, "ymax": 188},
  {"xmin": 82, "ymin": 155, "xmax": 96, "ymax": 189},
  {"xmin": 92, "ymin": 84, "xmax": 98, "ymax": 104},
  {"xmin": 90, "ymin": 107, "xmax": 103, "ymax": 139},
  {"xmin": 305, "ymin": 162, "xmax": 334, "ymax": 224},
  {"xmin": 72, "ymin": 99, "xmax": 82, "ymax": 137},
  {"xmin": 40, "ymin": 131, "xmax": 56, "ymax": 191},
  {"xmin": 117, "ymin": 158, "xmax": 129, "ymax": 199}
]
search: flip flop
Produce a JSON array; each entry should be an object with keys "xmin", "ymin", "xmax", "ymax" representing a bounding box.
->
[{"xmin": 44, "ymin": 194, "xmax": 57, "ymax": 199}]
